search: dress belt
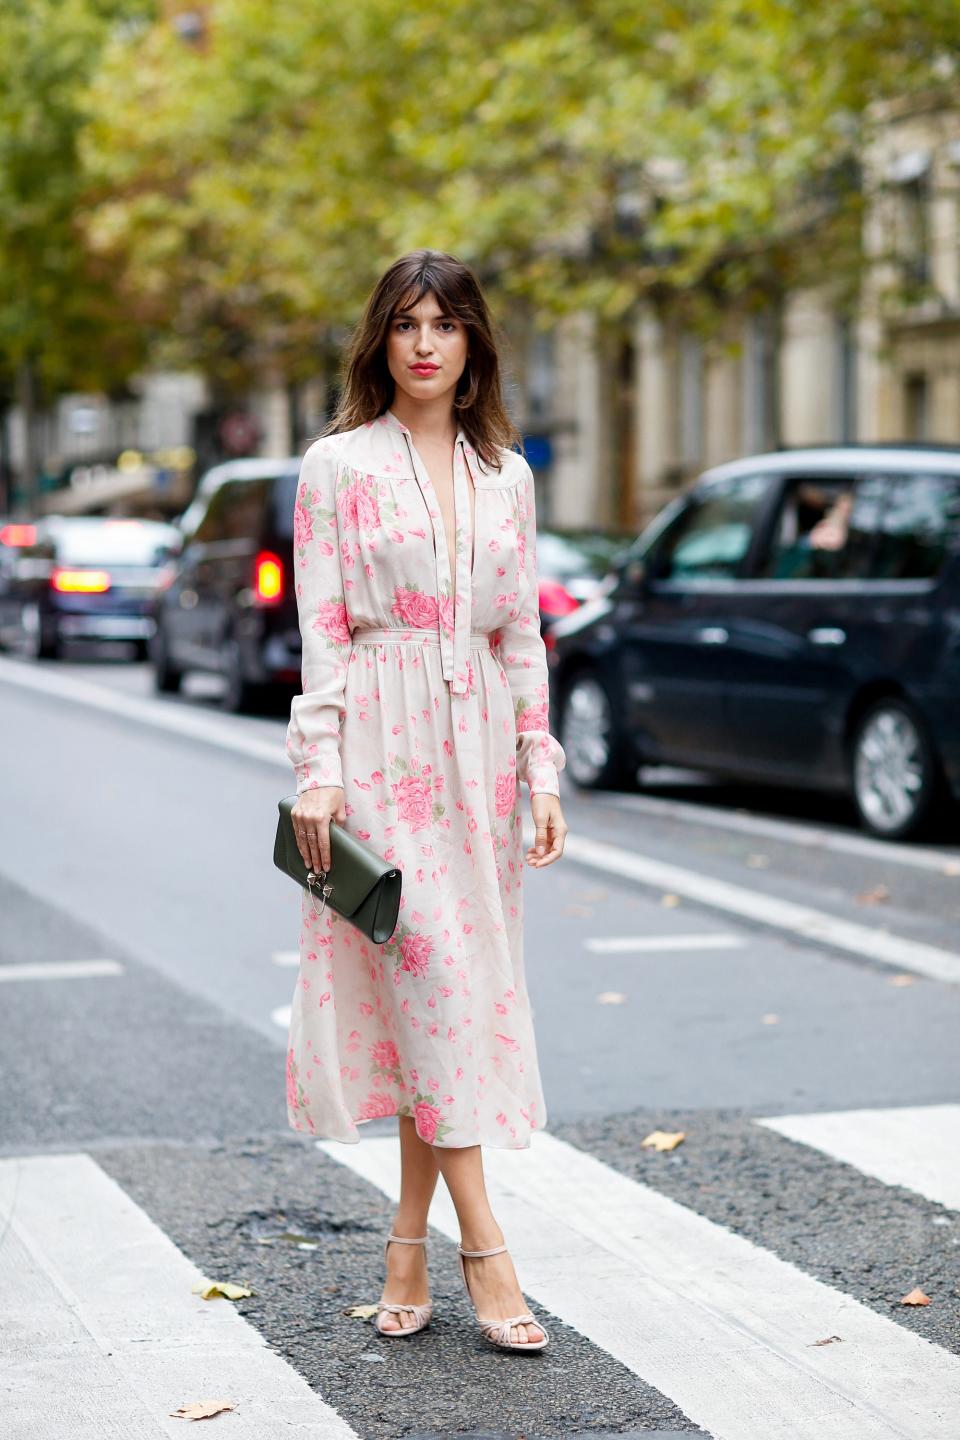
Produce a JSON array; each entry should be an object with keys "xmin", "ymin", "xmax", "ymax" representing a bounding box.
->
[{"xmin": 352, "ymin": 626, "xmax": 494, "ymax": 649}]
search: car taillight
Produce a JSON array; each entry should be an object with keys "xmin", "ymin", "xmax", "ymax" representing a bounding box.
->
[
  {"xmin": 254, "ymin": 551, "xmax": 284, "ymax": 603},
  {"xmin": 0, "ymin": 523, "xmax": 36, "ymax": 547},
  {"xmin": 51, "ymin": 568, "xmax": 111, "ymax": 593}
]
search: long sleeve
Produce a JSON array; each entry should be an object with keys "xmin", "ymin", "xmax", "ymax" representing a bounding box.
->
[
  {"xmin": 285, "ymin": 438, "xmax": 352, "ymax": 795},
  {"xmin": 498, "ymin": 457, "xmax": 566, "ymax": 797}
]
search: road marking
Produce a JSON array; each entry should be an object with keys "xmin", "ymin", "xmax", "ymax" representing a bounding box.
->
[
  {"xmin": 0, "ymin": 1153, "xmax": 359, "ymax": 1438},
  {"xmin": 272, "ymin": 951, "xmax": 299, "ymax": 967},
  {"xmin": 271, "ymin": 1004, "xmax": 292, "ymax": 1028},
  {"xmin": 585, "ymin": 933, "xmax": 744, "ymax": 954},
  {"xmin": 319, "ymin": 1131, "xmax": 960, "ymax": 1440},
  {"xmin": 758, "ymin": 1104, "xmax": 960, "ymax": 1213},
  {"xmin": 0, "ymin": 959, "xmax": 124, "ymax": 983},
  {"xmin": 3, "ymin": 656, "xmax": 955, "ymax": 984},
  {"xmin": 525, "ymin": 827, "xmax": 960, "ymax": 986},
  {"xmin": 0, "ymin": 654, "xmax": 285, "ymax": 771},
  {"xmin": 610, "ymin": 789, "xmax": 960, "ymax": 875}
]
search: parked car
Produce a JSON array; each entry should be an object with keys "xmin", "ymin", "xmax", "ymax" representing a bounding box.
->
[
  {"xmin": 149, "ymin": 458, "xmax": 303, "ymax": 710},
  {"xmin": 0, "ymin": 515, "xmax": 181, "ymax": 660},
  {"xmin": 549, "ymin": 445, "xmax": 960, "ymax": 839},
  {"xmin": 536, "ymin": 528, "xmax": 630, "ymax": 630}
]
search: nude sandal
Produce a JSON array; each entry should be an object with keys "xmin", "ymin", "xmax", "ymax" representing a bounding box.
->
[
  {"xmin": 374, "ymin": 1234, "xmax": 433, "ymax": 1337},
  {"xmin": 457, "ymin": 1243, "xmax": 550, "ymax": 1352}
]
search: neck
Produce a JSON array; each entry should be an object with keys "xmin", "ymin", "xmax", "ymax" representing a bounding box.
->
[{"xmin": 390, "ymin": 391, "xmax": 458, "ymax": 444}]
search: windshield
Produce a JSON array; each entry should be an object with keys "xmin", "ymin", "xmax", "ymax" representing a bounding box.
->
[{"xmin": 49, "ymin": 520, "xmax": 181, "ymax": 566}]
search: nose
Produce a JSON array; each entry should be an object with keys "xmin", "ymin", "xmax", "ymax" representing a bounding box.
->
[{"xmin": 414, "ymin": 326, "xmax": 434, "ymax": 354}]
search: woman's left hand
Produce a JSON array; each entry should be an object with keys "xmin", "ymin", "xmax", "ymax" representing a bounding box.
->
[{"xmin": 526, "ymin": 793, "xmax": 567, "ymax": 868}]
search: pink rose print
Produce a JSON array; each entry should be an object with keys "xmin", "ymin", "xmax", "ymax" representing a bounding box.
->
[
  {"xmin": 400, "ymin": 931, "xmax": 434, "ymax": 978},
  {"xmin": 357, "ymin": 1092, "xmax": 398, "ymax": 1120},
  {"xmin": 392, "ymin": 773, "xmax": 434, "ymax": 831},
  {"xmin": 438, "ymin": 592, "xmax": 454, "ymax": 636},
  {"xmin": 293, "ymin": 500, "xmax": 313, "ymax": 551},
  {"xmin": 414, "ymin": 1100, "xmax": 441, "ymax": 1142},
  {"xmin": 286, "ymin": 1049, "xmax": 299, "ymax": 1110},
  {"xmin": 370, "ymin": 1038, "xmax": 400, "ymax": 1070},
  {"xmin": 516, "ymin": 702, "xmax": 549, "ymax": 733},
  {"xmin": 312, "ymin": 599, "xmax": 350, "ymax": 644},
  {"xmin": 392, "ymin": 585, "xmax": 439, "ymax": 628},
  {"xmin": 338, "ymin": 476, "xmax": 381, "ymax": 532},
  {"xmin": 494, "ymin": 770, "xmax": 517, "ymax": 818}
]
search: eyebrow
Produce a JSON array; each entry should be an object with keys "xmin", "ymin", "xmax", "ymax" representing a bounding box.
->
[{"xmin": 394, "ymin": 308, "xmax": 453, "ymax": 320}]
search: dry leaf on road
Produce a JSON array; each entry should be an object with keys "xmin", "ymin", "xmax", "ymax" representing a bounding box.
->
[
  {"xmin": 746, "ymin": 854, "xmax": 770, "ymax": 869},
  {"xmin": 761, "ymin": 1013, "xmax": 780, "ymax": 1025},
  {"xmin": 900, "ymin": 1287, "xmax": 931, "ymax": 1306},
  {"xmin": 343, "ymin": 1304, "xmax": 379, "ymax": 1319},
  {"xmin": 661, "ymin": 893, "xmax": 681, "ymax": 908},
  {"xmin": 856, "ymin": 884, "xmax": 890, "ymax": 906},
  {"xmin": 888, "ymin": 973, "xmax": 916, "ymax": 987},
  {"xmin": 596, "ymin": 991, "xmax": 627, "ymax": 1005},
  {"xmin": 809, "ymin": 1335, "xmax": 843, "ymax": 1346},
  {"xmin": 641, "ymin": 1130, "xmax": 686, "ymax": 1151},
  {"xmin": 191, "ymin": 1281, "xmax": 253, "ymax": 1301},
  {"xmin": 170, "ymin": 1399, "xmax": 236, "ymax": 1421}
]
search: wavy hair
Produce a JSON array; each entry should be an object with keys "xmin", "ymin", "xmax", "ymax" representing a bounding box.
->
[{"xmin": 325, "ymin": 249, "xmax": 521, "ymax": 470}]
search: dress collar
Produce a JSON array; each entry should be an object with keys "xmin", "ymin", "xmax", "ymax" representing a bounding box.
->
[{"xmin": 380, "ymin": 407, "xmax": 469, "ymax": 450}]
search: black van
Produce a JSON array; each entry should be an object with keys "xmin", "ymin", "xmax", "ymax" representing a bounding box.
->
[
  {"xmin": 150, "ymin": 458, "xmax": 303, "ymax": 711},
  {"xmin": 550, "ymin": 446, "xmax": 960, "ymax": 839}
]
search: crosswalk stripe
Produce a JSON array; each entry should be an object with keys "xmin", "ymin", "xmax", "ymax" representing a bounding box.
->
[
  {"xmin": 319, "ymin": 1131, "xmax": 960, "ymax": 1440},
  {"xmin": 0, "ymin": 1154, "xmax": 359, "ymax": 1439},
  {"xmin": 758, "ymin": 1104, "xmax": 960, "ymax": 1213},
  {"xmin": 584, "ymin": 933, "xmax": 744, "ymax": 954}
]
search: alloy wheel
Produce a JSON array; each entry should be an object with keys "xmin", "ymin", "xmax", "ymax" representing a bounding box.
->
[{"xmin": 852, "ymin": 703, "xmax": 929, "ymax": 836}]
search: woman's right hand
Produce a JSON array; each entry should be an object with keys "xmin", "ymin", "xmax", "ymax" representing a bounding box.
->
[{"xmin": 292, "ymin": 787, "xmax": 346, "ymax": 874}]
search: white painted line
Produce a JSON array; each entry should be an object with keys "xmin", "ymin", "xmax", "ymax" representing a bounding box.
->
[
  {"xmin": 272, "ymin": 951, "xmax": 300, "ymax": 967},
  {"xmin": 0, "ymin": 654, "xmax": 286, "ymax": 771},
  {"xmin": 0, "ymin": 959, "xmax": 124, "ymax": 983},
  {"xmin": 0, "ymin": 1153, "xmax": 358, "ymax": 1438},
  {"xmin": 757, "ymin": 1104, "xmax": 960, "ymax": 1213},
  {"xmin": 528, "ymin": 827, "xmax": 960, "ymax": 986},
  {"xmin": 271, "ymin": 1004, "xmax": 292, "ymax": 1028},
  {"xmin": 319, "ymin": 1132, "xmax": 960, "ymax": 1440},
  {"xmin": 585, "ymin": 933, "xmax": 745, "ymax": 954},
  {"xmin": 610, "ymin": 789, "xmax": 960, "ymax": 876}
]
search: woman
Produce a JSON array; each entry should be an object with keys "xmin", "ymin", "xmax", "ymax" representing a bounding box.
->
[{"xmin": 285, "ymin": 249, "xmax": 568, "ymax": 1352}]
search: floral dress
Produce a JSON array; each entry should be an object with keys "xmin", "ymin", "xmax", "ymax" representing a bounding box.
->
[{"xmin": 284, "ymin": 409, "xmax": 565, "ymax": 1148}]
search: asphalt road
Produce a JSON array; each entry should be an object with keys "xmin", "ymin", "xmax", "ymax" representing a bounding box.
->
[{"xmin": 2, "ymin": 642, "xmax": 959, "ymax": 1440}]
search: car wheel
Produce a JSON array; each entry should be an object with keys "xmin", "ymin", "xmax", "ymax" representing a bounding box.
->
[
  {"xmin": 22, "ymin": 604, "xmax": 61, "ymax": 660},
  {"xmin": 149, "ymin": 625, "xmax": 183, "ymax": 694},
  {"xmin": 559, "ymin": 669, "xmax": 639, "ymax": 791},
  {"xmin": 220, "ymin": 637, "xmax": 261, "ymax": 714},
  {"xmin": 850, "ymin": 698, "xmax": 940, "ymax": 840}
]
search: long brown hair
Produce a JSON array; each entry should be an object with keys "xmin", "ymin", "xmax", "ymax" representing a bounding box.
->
[{"xmin": 325, "ymin": 250, "xmax": 521, "ymax": 470}]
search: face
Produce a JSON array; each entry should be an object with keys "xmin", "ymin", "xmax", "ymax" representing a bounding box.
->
[{"xmin": 385, "ymin": 290, "xmax": 469, "ymax": 407}]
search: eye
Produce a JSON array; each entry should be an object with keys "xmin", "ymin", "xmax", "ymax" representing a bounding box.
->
[
  {"xmin": 395, "ymin": 320, "xmax": 413, "ymax": 332},
  {"xmin": 438, "ymin": 321, "xmax": 457, "ymax": 333}
]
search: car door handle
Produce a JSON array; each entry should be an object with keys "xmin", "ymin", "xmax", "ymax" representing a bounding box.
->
[
  {"xmin": 808, "ymin": 627, "xmax": 846, "ymax": 646},
  {"xmin": 695, "ymin": 626, "xmax": 729, "ymax": 645}
]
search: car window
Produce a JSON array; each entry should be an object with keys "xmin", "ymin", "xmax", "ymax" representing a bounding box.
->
[
  {"xmin": 872, "ymin": 473, "xmax": 960, "ymax": 579},
  {"xmin": 756, "ymin": 474, "xmax": 887, "ymax": 580},
  {"xmin": 652, "ymin": 472, "xmax": 775, "ymax": 581},
  {"xmin": 191, "ymin": 483, "xmax": 232, "ymax": 544},
  {"xmin": 272, "ymin": 472, "xmax": 300, "ymax": 540},
  {"xmin": 221, "ymin": 478, "xmax": 271, "ymax": 542},
  {"xmin": 50, "ymin": 520, "xmax": 181, "ymax": 566}
]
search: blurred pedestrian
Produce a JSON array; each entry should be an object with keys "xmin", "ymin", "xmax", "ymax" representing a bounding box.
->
[{"xmin": 286, "ymin": 249, "xmax": 567, "ymax": 1351}]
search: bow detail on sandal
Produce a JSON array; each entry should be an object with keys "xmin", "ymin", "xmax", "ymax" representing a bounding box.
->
[
  {"xmin": 457, "ymin": 1243, "xmax": 550, "ymax": 1352},
  {"xmin": 374, "ymin": 1234, "xmax": 433, "ymax": 1337}
]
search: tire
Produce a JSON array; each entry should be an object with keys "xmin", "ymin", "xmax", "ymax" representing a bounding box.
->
[
  {"xmin": 559, "ymin": 668, "xmax": 640, "ymax": 791},
  {"xmin": 149, "ymin": 625, "xmax": 183, "ymax": 694},
  {"xmin": 850, "ymin": 697, "xmax": 941, "ymax": 840},
  {"xmin": 220, "ymin": 636, "xmax": 262, "ymax": 714},
  {"xmin": 22, "ymin": 604, "xmax": 61, "ymax": 660}
]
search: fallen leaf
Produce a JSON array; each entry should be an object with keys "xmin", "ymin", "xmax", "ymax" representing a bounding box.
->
[
  {"xmin": 596, "ymin": 991, "xmax": 627, "ymax": 1005},
  {"xmin": 888, "ymin": 973, "xmax": 916, "ymax": 987},
  {"xmin": 170, "ymin": 1399, "xmax": 236, "ymax": 1421},
  {"xmin": 661, "ymin": 893, "xmax": 681, "ymax": 908},
  {"xmin": 582, "ymin": 888, "xmax": 610, "ymax": 902},
  {"xmin": 856, "ymin": 884, "xmax": 890, "ymax": 906},
  {"xmin": 191, "ymin": 1281, "xmax": 253, "ymax": 1301},
  {"xmin": 809, "ymin": 1335, "xmax": 843, "ymax": 1347},
  {"xmin": 641, "ymin": 1129, "xmax": 686, "ymax": 1151},
  {"xmin": 942, "ymin": 862, "xmax": 960, "ymax": 877},
  {"xmin": 746, "ymin": 854, "xmax": 770, "ymax": 869},
  {"xmin": 900, "ymin": 1287, "xmax": 931, "ymax": 1306},
  {"xmin": 561, "ymin": 904, "xmax": 593, "ymax": 917},
  {"xmin": 343, "ymin": 1303, "xmax": 379, "ymax": 1319},
  {"xmin": 761, "ymin": 1013, "xmax": 780, "ymax": 1025}
]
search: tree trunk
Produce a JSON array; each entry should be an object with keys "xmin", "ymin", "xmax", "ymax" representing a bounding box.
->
[{"xmin": 16, "ymin": 360, "xmax": 40, "ymax": 518}]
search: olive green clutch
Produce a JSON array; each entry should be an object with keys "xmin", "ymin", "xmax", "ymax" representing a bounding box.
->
[{"xmin": 273, "ymin": 795, "xmax": 402, "ymax": 945}]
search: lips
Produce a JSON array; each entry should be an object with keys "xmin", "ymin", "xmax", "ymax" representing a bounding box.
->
[{"xmin": 410, "ymin": 364, "xmax": 439, "ymax": 374}]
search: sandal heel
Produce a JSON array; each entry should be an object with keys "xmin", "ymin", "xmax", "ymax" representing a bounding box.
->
[{"xmin": 457, "ymin": 1243, "xmax": 549, "ymax": 1352}]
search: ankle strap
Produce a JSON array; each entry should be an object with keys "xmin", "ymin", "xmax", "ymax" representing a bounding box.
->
[
  {"xmin": 458, "ymin": 1243, "xmax": 507, "ymax": 1258},
  {"xmin": 386, "ymin": 1233, "xmax": 428, "ymax": 1245}
]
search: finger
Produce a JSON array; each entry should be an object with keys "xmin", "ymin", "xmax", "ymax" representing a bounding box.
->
[
  {"xmin": 533, "ymin": 823, "xmax": 550, "ymax": 857},
  {"xmin": 307, "ymin": 823, "xmax": 325, "ymax": 875},
  {"xmin": 318, "ymin": 818, "xmax": 333, "ymax": 874}
]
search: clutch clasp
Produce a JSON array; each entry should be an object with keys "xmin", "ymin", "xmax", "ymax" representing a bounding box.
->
[{"xmin": 306, "ymin": 870, "xmax": 334, "ymax": 918}]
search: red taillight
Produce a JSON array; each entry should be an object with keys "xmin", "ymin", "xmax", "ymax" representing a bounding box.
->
[
  {"xmin": 52, "ymin": 568, "xmax": 111, "ymax": 593},
  {"xmin": 0, "ymin": 523, "xmax": 36, "ymax": 547},
  {"xmin": 254, "ymin": 551, "xmax": 284, "ymax": 603}
]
